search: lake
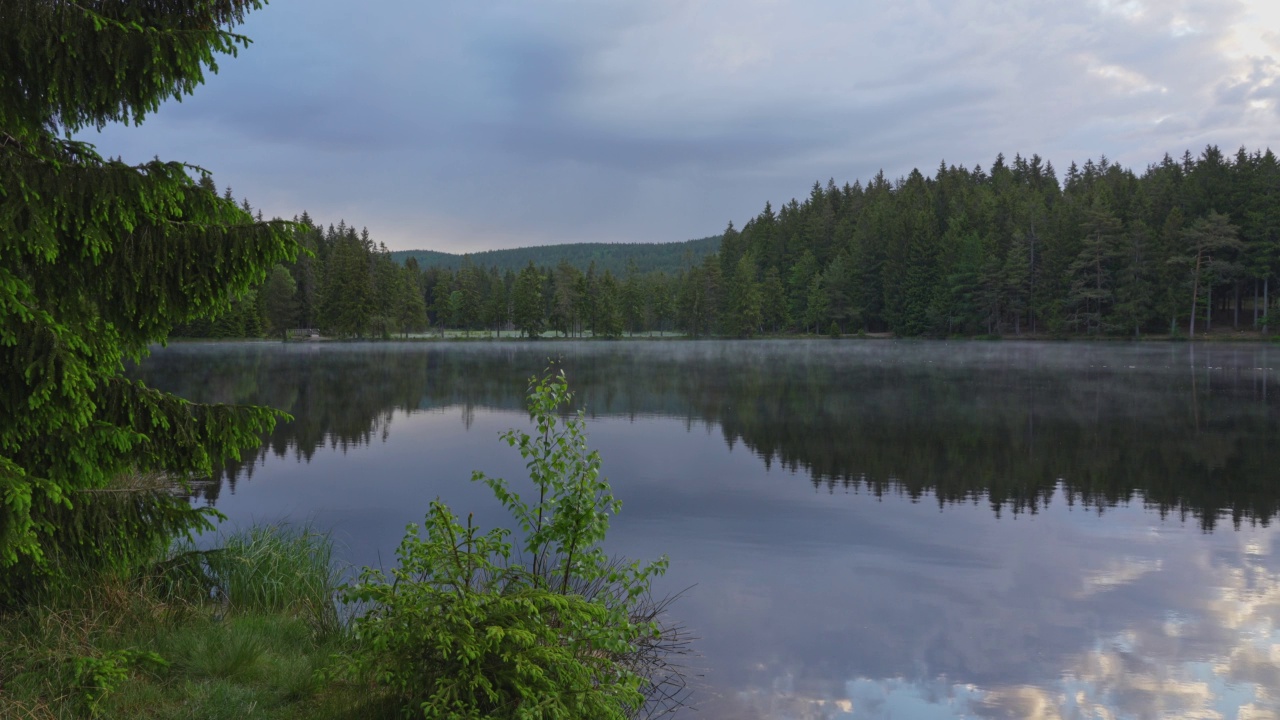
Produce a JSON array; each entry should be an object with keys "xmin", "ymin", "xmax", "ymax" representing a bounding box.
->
[{"xmin": 134, "ymin": 339, "xmax": 1280, "ymax": 719}]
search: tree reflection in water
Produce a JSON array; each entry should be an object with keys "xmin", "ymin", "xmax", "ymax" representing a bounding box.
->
[{"xmin": 135, "ymin": 340, "xmax": 1280, "ymax": 531}]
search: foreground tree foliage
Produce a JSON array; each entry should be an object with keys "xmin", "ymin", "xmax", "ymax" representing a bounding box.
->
[
  {"xmin": 0, "ymin": 0, "xmax": 296, "ymax": 596},
  {"xmin": 340, "ymin": 370, "xmax": 691, "ymax": 719}
]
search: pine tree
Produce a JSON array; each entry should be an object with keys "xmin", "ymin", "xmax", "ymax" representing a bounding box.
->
[
  {"xmin": 1, "ymin": 1, "xmax": 297, "ymax": 576},
  {"xmin": 512, "ymin": 263, "xmax": 544, "ymax": 339},
  {"xmin": 1178, "ymin": 212, "xmax": 1244, "ymax": 337}
]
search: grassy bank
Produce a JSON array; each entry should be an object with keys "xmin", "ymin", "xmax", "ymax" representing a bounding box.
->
[{"xmin": 0, "ymin": 526, "xmax": 395, "ymax": 719}]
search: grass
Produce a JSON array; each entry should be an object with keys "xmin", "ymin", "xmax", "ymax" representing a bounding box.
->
[{"xmin": 0, "ymin": 526, "xmax": 399, "ymax": 720}]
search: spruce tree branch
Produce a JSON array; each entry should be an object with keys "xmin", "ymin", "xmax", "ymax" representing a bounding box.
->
[{"xmin": 64, "ymin": 1, "xmax": 255, "ymax": 45}]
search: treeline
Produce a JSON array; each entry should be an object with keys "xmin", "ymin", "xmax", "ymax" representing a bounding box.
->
[
  {"xmin": 175, "ymin": 210, "xmax": 430, "ymax": 339},
  {"xmin": 716, "ymin": 145, "xmax": 1280, "ymax": 337},
  {"xmin": 175, "ymin": 208, "xmax": 687, "ymax": 340},
  {"xmin": 180, "ymin": 144, "xmax": 1279, "ymax": 340}
]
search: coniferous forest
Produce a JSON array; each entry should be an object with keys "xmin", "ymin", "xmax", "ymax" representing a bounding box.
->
[{"xmin": 184, "ymin": 145, "xmax": 1280, "ymax": 341}]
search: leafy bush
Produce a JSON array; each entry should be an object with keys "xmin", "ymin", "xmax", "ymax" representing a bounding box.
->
[{"xmin": 340, "ymin": 369, "xmax": 689, "ymax": 719}]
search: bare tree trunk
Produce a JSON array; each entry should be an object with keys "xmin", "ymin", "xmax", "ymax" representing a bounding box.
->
[
  {"xmin": 1189, "ymin": 253, "xmax": 1201, "ymax": 339},
  {"xmin": 1207, "ymin": 284, "xmax": 1212, "ymax": 332},
  {"xmin": 1029, "ymin": 227, "xmax": 1037, "ymax": 334},
  {"xmin": 1234, "ymin": 281, "xmax": 1240, "ymax": 328}
]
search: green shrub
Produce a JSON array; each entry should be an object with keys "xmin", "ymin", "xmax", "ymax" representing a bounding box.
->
[
  {"xmin": 71, "ymin": 648, "xmax": 168, "ymax": 716},
  {"xmin": 339, "ymin": 369, "xmax": 688, "ymax": 719}
]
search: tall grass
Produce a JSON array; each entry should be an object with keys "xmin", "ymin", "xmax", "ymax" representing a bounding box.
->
[
  {"xmin": 0, "ymin": 525, "xmax": 356, "ymax": 718},
  {"xmin": 196, "ymin": 525, "xmax": 344, "ymax": 634}
]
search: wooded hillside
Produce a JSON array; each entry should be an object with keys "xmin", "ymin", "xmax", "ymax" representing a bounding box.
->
[{"xmin": 389, "ymin": 236, "xmax": 720, "ymax": 276}]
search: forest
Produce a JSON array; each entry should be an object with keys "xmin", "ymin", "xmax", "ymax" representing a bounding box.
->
[{"xmin": 179, "ymin": 144, "xmax": 1280, "ymax": 341}]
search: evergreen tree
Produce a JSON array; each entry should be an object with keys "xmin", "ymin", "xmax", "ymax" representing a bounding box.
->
[
  {"xmin": 805, "ymin": 275, "xmax": 829, "ymax": 333},
  {"xmin": 580, "ymin": 262, "xmax": 599, "ymax": 336},
  {"xmin": 430, "ymin": 271, "xmax": 454, "ymax": 334},
  {"xmin": 395, "ymin": 265, "xmax": 429, "ymax": 337},
  {"xmin": 595, "ymin": 270, "xmax": 624, "ymax": 339},
  {"xmin": 551, "ymin": 260, "xmax": 581, "ymax": 337},
  {"xmin": 289, "ymin": 217, "xmax": 321, "ymax": 329},
  {"xmin": 689, "ymin": 256, "xmax": 721, "ymax": 337},
  {"xmin": 1066, "ymin": 205, "xmax": 1123, "ymax": 334},
  {"xmin": 239, "ymin": 288, "xmax": 263, "ymax": 338},
  {"xmin": 0, "ymin": 0, "xmax": 296, "ymax": 576},
  {"xmin": 369, "ymin": 242, "xmax": 399, "ymax": 339},
  {"xmin": 1112, "ymin": 221, "xmax": 1156, "ymax": 337},
  {"xmin": 786, "ymin": 250, "xmax": 821, "ymax": 331},
  {"xmin": 621, "ymin": 260, "xmax": 645, "ymax": 336},
  {"xmin": 648, "ymin": 273, "xmax": 675, "ymax": 336},
  {"xmin": 727, "ymin": 254, "xmax": 763, "ymax": 337},
  {"xmin": 512, "ymin": 263, "xmax": 544, "ymax": 339},
  {"xmin": 455, "ymin": 258, "xmax": 483, "ymax": 337},
  {"xmin": 263, "ymin": 264, "xmax": 298, "ymax": 340},
  {"xmin": 319, "ymin": 227, "xmax": 373, "ymax": 338},
  {"xmin": 1154, "ymin": 207, "xmax": 1189, "ymax": 335},
  {"xmin": 822, "ymin": 253, "xmax": 859, "ymax": 334},
  {"xmin": 480, "ymin": 266, "xmax": 508, "ymax": 337},
  {"xmin": 760, "ymin": 268, "xmax": 789, "ymax": 333},
  {"xmin": 1002, "ymin": 230, "xmax": 1033, "ymax": 335},
  {"xmin": 1178, "ymin": 212, "xmax": 1243, "ymax": 337}
]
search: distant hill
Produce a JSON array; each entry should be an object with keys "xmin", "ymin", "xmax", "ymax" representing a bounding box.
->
[{"xmin": 389, "ymin": 236, "xmax": 721, "ymax": 276}]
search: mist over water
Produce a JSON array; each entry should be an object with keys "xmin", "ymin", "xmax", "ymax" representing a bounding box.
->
[{"xmin": 136, "ymin": 340, "xmax": 1280, "ymax": 719}]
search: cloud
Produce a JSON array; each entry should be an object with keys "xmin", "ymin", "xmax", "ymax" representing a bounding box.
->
[{"xmin": 83, "ymin": 0, "xmax": 1280, "ymax": 251}]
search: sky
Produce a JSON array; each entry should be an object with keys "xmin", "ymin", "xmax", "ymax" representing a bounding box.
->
[{"xmin": 88, "ymin": 0, "xmax": 1280, "ymax": 253}]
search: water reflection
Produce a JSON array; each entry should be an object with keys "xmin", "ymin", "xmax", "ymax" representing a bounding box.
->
[
  {"xmin": 137, "ymin": 340, "xmax": 1280, "ymax": 530},
  {"xmin": 688, "ymin": 508, "xmax": 1280, "ymax": 720},
  {"xmin": 132, "ymin": 341, "xmax": 1280, "ymax": 719}
]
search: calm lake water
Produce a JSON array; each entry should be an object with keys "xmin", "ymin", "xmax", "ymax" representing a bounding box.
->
[{"xmin": 134, "ymin": 340, "xmax": 1280, "ymax": 720}]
